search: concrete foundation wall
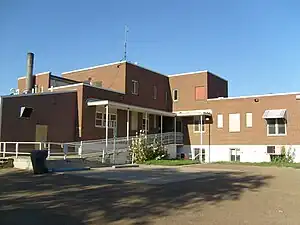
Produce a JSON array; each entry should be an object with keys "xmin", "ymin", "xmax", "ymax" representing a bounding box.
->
[{"xmin": 178, "ymin": 145, "xmax": 300, "ymax": 163}]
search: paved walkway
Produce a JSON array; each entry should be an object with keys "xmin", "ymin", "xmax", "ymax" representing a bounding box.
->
[{"xmin": 1, "ymin": 164, "xmax": 300, "ymax": 225}]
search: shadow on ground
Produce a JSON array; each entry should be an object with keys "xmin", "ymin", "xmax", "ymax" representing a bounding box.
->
[{"xmin": 0, "ymin": 167, "xmax": 273, "ymax": 225}]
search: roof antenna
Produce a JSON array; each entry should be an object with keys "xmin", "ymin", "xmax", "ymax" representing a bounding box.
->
[{"xmin": 124, "ymin": 25, "xmax": 129, "ymax": 61}]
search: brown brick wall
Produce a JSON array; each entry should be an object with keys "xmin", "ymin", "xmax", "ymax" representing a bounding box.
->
[
  {"xmin": 207, "ymin": 72, "xmax": 228, "ymax": 99},
  {"xmin": 0, "ymin": 92, "xmax": 78, "ymax": 142},
  {"xmin": 124, "ymin": 63, "xmax": 172, "ymax": 111},
  {"xmin": 18, "ymin": 72, "xmax": 50, "ymax": 93},
  {"xmin": 169, "ymin": 72, "xmax": 208, "ymax": 111},
  {"xmin": 62, "ymin": 62, "xmax": 126, "ymax": 93},
  {"xmin": 182, "ymin": 94, "xmax": 300, "ymax": 146}
]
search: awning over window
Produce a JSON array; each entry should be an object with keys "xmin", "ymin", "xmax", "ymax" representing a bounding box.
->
[{"xmin": 262, "ymin": 109, "xmax": 287, "ymax": 119}]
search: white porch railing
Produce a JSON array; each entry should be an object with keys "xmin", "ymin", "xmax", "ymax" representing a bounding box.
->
[{"xmin": 0, "ymin": 132, "xmax": 183, "ymax": 164}]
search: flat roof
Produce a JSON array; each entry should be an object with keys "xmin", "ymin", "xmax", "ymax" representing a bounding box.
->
[
  {"xmin": 62, "ymin": 61, "xmax": 126, "ymax": 75},
  {"xmin": 87, "ymin": 99, "xmax": 175, "ymax": 117},
  {"xmin": 167, "ymin": 70, "xmax": 208, "ymax": 77},
  {"xmin": 208, "ymin": 92, "xmax": 300, "ymax": 101},
  {"xmin": 1, "ymin": 90, "xmax": 77, "ymax": 99}
]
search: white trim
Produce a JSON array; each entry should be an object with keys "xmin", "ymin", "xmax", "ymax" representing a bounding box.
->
[
  {"xmin": 266, "ymin": 118, "xmax": 287, "ymax": 136},
  {"xmin": 48, "ymin": 83, "xmax": 125, "ymax": 94},
  {"xmin": 87, "ymin": 99, "xmax": 176, "ymax": 117},
  {"xmin": 208, "ymin": 92, "xmax": 300, "ymax": 101},
  {"xmin": 174, "ymin": 109, "xmax": 212, "ymax": 117},
  {"xmin": 62, "ymin": 61, "xmax": 126, "ymax": 75},
  {"xmin": 263, "ymin": 109, "xmax": 287, "ymax": 119},
  {"xmin": 18, "ymin": 71, "xmax": 51, "ymax": 80},
  {"xmin": 168, "ymin": 70, "xmax": 208, "ymax": 77}
]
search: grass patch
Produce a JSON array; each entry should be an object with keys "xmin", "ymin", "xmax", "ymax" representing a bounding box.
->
[
  {"xmin": 214, "ymin": 161, "xmax": 300, "ymax": 169},
  {"xmin": 142, "ymin": 159, "xmax": 200, "ymax": 166}
]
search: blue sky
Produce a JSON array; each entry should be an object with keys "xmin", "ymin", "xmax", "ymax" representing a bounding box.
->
[{"xmin": 0, "ymin": 0, "xmax": 299, "ymax": 96}]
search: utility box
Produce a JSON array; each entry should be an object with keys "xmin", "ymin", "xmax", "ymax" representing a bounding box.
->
[{"xmin": 30, "ymin": 150, "xmax": 48, "ymax": 174}]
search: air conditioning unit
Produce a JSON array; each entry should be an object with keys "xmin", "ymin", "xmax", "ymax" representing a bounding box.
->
[{"xmin": 267, "ymin": 145, "xmax": 283, "ymax": 155}]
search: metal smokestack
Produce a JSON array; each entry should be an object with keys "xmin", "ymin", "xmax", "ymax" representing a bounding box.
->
[{"xmin": 26, "ymin": 52, "xmax": 34, "ymax": 93}]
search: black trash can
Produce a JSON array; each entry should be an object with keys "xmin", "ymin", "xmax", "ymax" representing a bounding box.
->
[{"xmin": 31, "ymin": 150, "xmax": 48, "ymax": 174}]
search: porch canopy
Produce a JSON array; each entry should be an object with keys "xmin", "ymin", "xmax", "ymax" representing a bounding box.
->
[
  {"xmin": 262, "ymin": 109, "xmax": 287, "ymax": 119},
  {"xmin": 174, "ymin": 109, "xmax": 212, "ymax": 117},
  {"xmin": 87, "ymin": 99, "xmax": 178, "ymax": 162},
  {"xmin": 87, "ymin": 99, "xmax": 176, "ymax": 117}
]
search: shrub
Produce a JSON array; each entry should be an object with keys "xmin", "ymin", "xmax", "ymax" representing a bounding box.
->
[
  {"xmin": 271, "ymin": 146, "xmax": 295, "ymax": 163},
  {"xmin": 129, "ymin": 130, "xmax": 168, "ymax": 163}
]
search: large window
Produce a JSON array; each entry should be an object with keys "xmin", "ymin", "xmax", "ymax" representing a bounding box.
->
[
  {"xmin": 194, "ymin": 148, "xmax": 206, "ymax": 162},
  {"xmin": 267, "ymin": 118, "xmax": 286, "ymax": 135},
  {"xmin": 230, "ymin": 148, "xmax": 240, "ymax": 162},
  {"xmin": 173, "ymin": 89, "xmax": 178, "ymax": 101},
  {"xmin": 95, "ymin": 111, "xmax": 117, "ymax": 129},
  {"xmin": 194, "ymin": 116, "xmax": 205, "ymax": 133},
  {"xmin": 132, "ymin": 80, "xmax": 139, "ymax": 95}
]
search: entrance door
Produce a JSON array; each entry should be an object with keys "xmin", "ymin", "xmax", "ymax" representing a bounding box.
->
[{"xmin": 35, "ymin": 125, "xmax": 48, "ymax": 149}]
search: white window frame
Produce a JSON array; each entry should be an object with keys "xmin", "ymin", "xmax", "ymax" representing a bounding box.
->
[
  {"xmin": 217, "ymin": 114, "xmax": 223, "ymax": 128},
  {"xmin": 95, "ymin": 112, "xmax": 103, "ymax": 127},
  {"xmin": 193, "ymin": 116, "xmax": 205, "ymax": 133},
  {"xmin": 153, "ymin": 85, "xmax": 157, "ymax": 100},
  {"xmin": 173, "ymin": 89, "xmax": 178, "ymax": 102},
  {"xmin": 193, "ymin": 148, "xmax": 206, "ymax": 162},
  {"xmin": 230, "ymin": 148, "xmax": 241, "ymax": 162},
  {"xmin": 132, "ymin": 80, "xmax": 139, "ymax": 95},
  {"xmin": 267, "ymin": 118, "xmax": 287, "ymax": 136},
  {"xmin": 246, "ymin": 113, "xmax": 252, "ymax": 128},
  {"xmin": 95, "ymin": 111, "xmax": 117, "ymax": 129},
  {"xmin": 229, "ymin": 113, "xmax": 240, "ymax": 133}
]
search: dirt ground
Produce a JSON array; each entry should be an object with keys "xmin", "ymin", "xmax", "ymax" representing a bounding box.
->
[{"xmin": 1, "ymin": 164, "xmax": 300, "ymax": 225}]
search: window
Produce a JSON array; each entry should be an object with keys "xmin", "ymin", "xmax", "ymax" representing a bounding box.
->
[
  {"xmin": 246, "ymin": 113, "xmax": 252, "ymax": 128},
  {"xmin": 132, "ymin": 80, "xmax": 139, "ymax": 95},
  {"xmin": 195, "ymin": 86, "xmax": 205, "ymax": 100},
  {"xmin": 131, "ymin": 111, "xmax": 138, "ymax": 131},
  {"xmin": 194, "ymin": 148, "xmax": 206, "ymax": 162},
  {"xmin": 229, "ymin": 113, "xmax": 240, "ymax": 132},
  {"xmin": 230, "ymin": 148, "xmax": 240, "ymax": 162},
  {"xmin": 142, "ymin": 113, "xmax": 149, "ymax": 131},
  {"xmin": 95, "ymin": 112, "xmax": 103, "ymax": 127},
  {"xmin": 267, "ymin": 118, "xmax": 286, "ymax": 136},
  {"xmin": 173, "ymin": 89, "xmax": 178, "ymax": 101},
  {"xmin": 153, "ymin": 86, "xmax": 157, "ymax": 99},
  {"xmin": 217, "ymin": 114, "xmax": 223, "ymax": 128},
  {"xmin": 95, "ymin": 111, "xmax": 117, "ymax": 129},
  {"xmin": 153, "ymin": 115, "xmax": 157, "ymax": 128},
  {"xmin": 194, "ymin": 116, "xmax": 205, "ymax": 133}
]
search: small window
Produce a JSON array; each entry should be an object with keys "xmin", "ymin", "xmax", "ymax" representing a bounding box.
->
[
  {"xmin": 246, "ymin": 113, "xmax": 252, "ymax": 128},
  {"xmin": 229, "ymin": 113, "xmax": 240, "ymax": 132},
  {"xmin": 230, "ymin": 148, "xmax": 240, "ymax": 162},
  {"xmin": 132, "ymin": 80, "xmax": 139, "ymax": 95},
  {"xmin": 217, "ymin": 114, "xmax": 223, "ymax": 128},
  {"xmin": 267, "ymin": 118, "xmax": 286, "ymax": 136},
  {"xmin": 153, "ymin": 86, "xmax": 157, "ymax": 99},
  {"xmin": 194, "ymin": 116, "xmax": 205, "ymax": 133},
  {"xmin": 267, "ymin": 146, "xmax": 275, "ymax": 154},
  {"xmin": 195, "ymin": 86, "xmax": 205, "ymax": 100},
  {"xmin": 95, "ymin": 112, "xmax": 117, "ymax": 129},
  {"xmin": 173, "ymin": 89, "xmax": 178, "ymax": 101}
]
